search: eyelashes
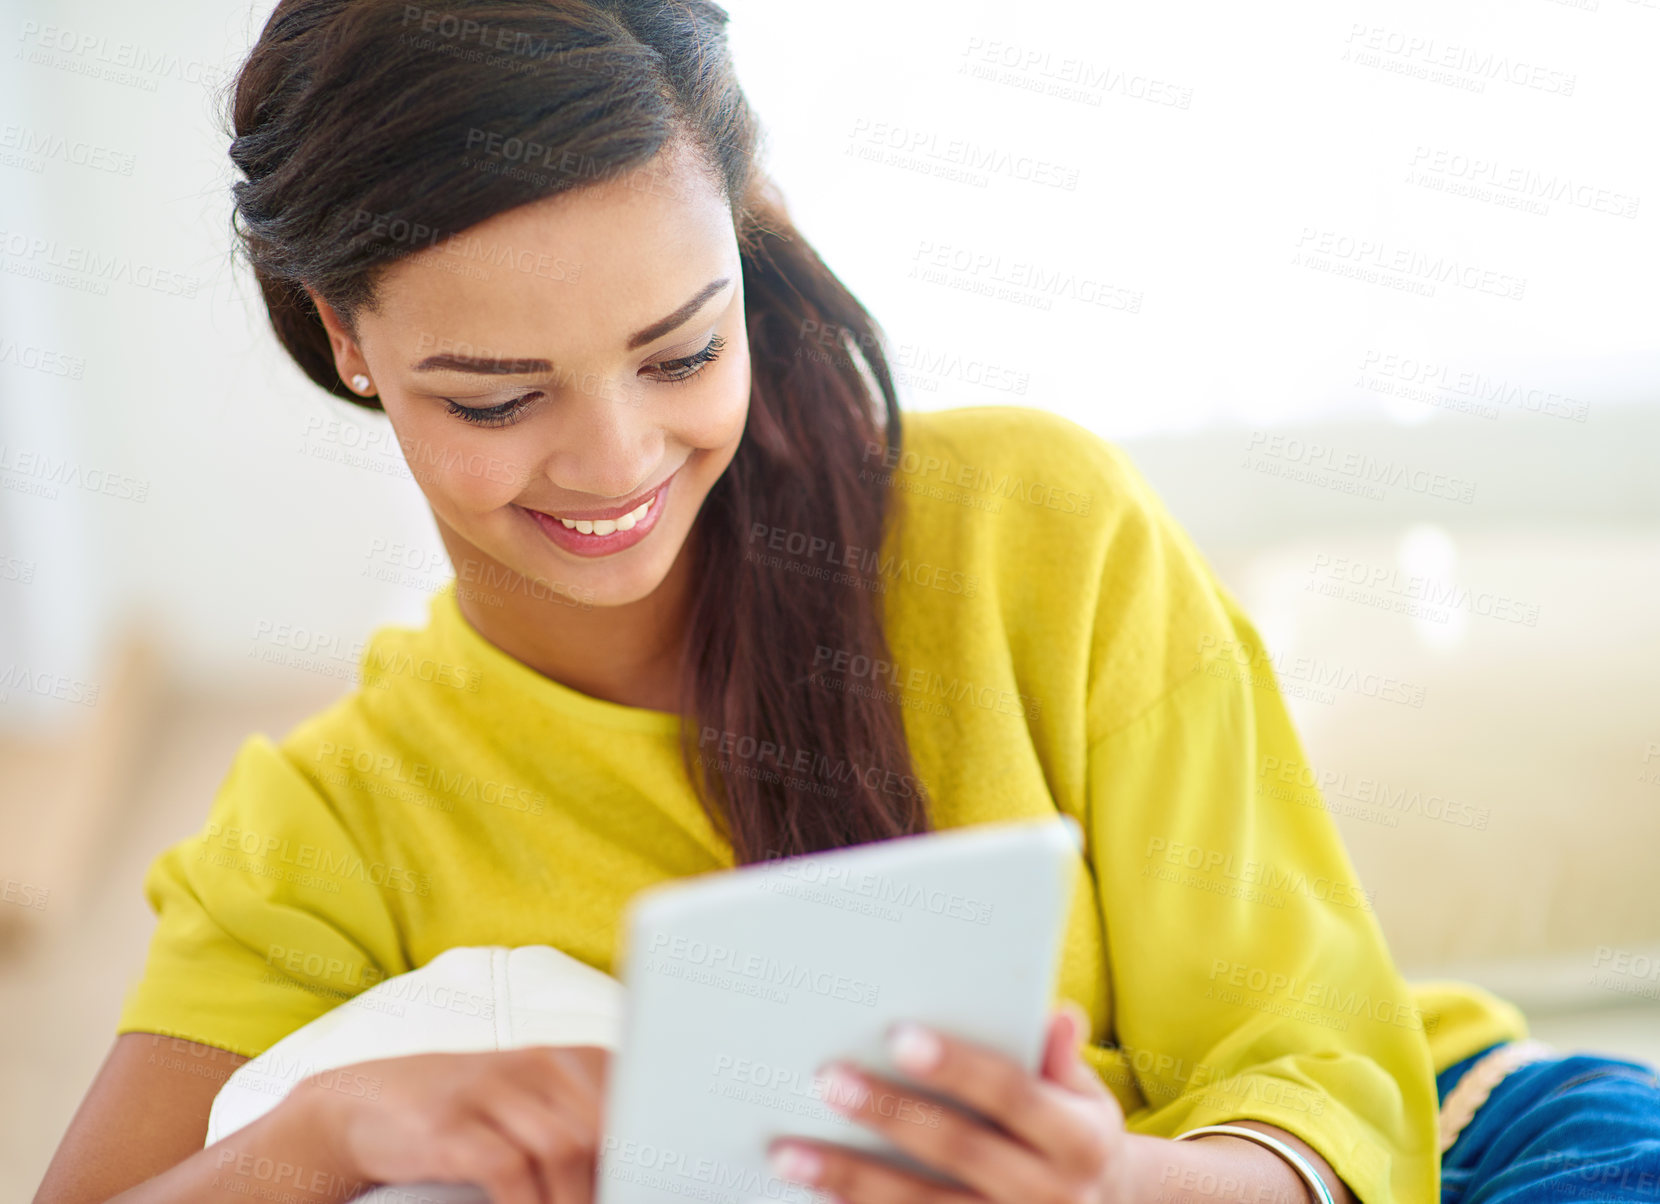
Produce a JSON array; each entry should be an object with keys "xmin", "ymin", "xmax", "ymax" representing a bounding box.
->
[
  {"xmin": 442, "ymin": 333, "xmax": 728, "ymax": 429},
  {"xmin": 656, "ymin": 332, "xmax": 727, "ymax": 383}
]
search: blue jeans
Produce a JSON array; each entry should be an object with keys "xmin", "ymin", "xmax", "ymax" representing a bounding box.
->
[{"xmin": 1438, "ymin": 1043, "xmax": 1660, "ymax": 1202}]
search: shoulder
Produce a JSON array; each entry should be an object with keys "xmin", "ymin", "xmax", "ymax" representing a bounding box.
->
[
  {"xmin": 894, "ymin": 404, "xmax": 1121, "ymax": 508},
  {"xmin": 888, "ymin": 405, "xmax": 1239, "ymax": 737},
  {"xmin": 269, "ymin": 590, "xmax": 470, "ymax": 807}
]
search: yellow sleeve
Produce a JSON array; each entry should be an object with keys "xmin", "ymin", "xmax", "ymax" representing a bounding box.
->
[
  {"xmin": 1086, "ymin": 588, "xmax": 1439, "ymax": 1204},
  {"xmin": 114, "ymin": 734, "xmax": 411, "ymax": 1058},
  {"xmin": 1412, "ymin": 979, "xmax": 1528, "ymax": 1073}
]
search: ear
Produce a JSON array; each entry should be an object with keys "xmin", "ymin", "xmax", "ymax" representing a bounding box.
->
[{"xmin": 305, "ymin": 285, "xmax": 372, "ymax": 391}]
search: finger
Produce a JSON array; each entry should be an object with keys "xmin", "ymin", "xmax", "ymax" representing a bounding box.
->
[
  {"xmin": 881, "ymin": 1021, "xmax": 1108, "ymax": 1173},
  {"xmin": 504, "ymin": 1046, "xmax": 604, "ymax": 1117},
  {"xmin": 770, "ymin": 1138, "xmax": 979, "ymax": 1204},
  {"xmin": 442, "ymin": 1116, "xmax": 546, "ymax": 1204},
  {"xmin": 1043, "ymin": 1004, "xmax": 1111, "ymax": 1098},
  {"xmin": 480, "ymin": 1081, "xmax": 598, "ymax": 1204},
  {"xmin": 550, "ymin": 1045, "xmax": 613, "ymax": 1095},
  {"xmin": 814, "ymin": 1062, "xmax": 1057, "ymax": 1203},
  {"xmin": 1041, "ymin": 1005, "xmax": 1080, "ymax": 1080}
]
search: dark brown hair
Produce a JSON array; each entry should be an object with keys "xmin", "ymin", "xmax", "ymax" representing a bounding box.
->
[{"xmin": 228, "ymin": 0, "xmax": 930, "ymax": 863}]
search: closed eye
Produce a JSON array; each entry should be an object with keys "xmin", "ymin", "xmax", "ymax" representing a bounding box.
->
[{"xmin": 443, "ymin": 333, "xmax": 727, "ymax": 428}]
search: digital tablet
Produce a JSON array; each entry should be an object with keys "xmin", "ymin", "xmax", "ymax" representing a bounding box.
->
[{"xmin": 595, "ymin": 815, "xmax": 1082, "ymax": 1204}]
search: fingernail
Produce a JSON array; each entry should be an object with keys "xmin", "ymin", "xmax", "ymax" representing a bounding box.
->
[
  {"xmin": 817, "ymin": 1063, "xmax": 868, "ymax": 1112},
  {"xmin": 770, "ymin": 1142, "xmax": 822, "ymax": 1184},
  {"xmin": 888, "ymin": 1022, "xmax": 942, "ymax": 1074}
]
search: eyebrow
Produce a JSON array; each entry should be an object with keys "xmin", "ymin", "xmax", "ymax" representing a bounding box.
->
[{"xmin": 410, "ymin": 276, "xmax": 731, "ymax": 375}]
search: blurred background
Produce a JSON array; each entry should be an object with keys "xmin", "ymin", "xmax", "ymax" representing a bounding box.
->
[{"xmin": 2, "ymin": 0, "xmax": 1657, "ymax": 1194}]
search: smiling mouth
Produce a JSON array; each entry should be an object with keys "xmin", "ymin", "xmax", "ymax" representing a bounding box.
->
[
  {"xmin": 546, "ymin": 493, "xmax": 657, "ymax": 537},
  {"xmin": 526, "ymin": 464, "xmax": 679, "ymax": 534}
]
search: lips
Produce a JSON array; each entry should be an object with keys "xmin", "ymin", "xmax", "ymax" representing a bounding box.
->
[
  {"xmin": 519, "ymin": 466, "xmax": 677, "ymax": 558},
  {"xmin": 527, "ymin": 465, "xmax": 679, "ymax": 524}
]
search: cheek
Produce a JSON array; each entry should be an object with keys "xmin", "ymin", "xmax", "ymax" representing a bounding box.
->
[
  {"xmin": 398, "ymin": 411, "xmax": 535, "ymax": 513},
  {"xmin": 674, "ymin": 345, "xmax": 751, "ymax": 451}
]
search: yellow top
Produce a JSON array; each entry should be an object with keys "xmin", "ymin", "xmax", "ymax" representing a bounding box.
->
[{"xmin": 117, "ymin": 404, "xmax": 1526, "ymax": 1204}]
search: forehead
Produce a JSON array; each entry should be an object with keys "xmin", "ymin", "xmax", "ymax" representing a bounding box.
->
[{"xmin": 363, "ymin": 143, "xmax": 736, "ymax": 359}]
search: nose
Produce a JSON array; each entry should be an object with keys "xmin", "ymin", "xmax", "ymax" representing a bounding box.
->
[{"xmin": 538, "ymin": 378, "xmax": 662, "ymax": 503}]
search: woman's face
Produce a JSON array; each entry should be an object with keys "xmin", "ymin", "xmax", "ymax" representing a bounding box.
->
[{"xmin": 313, "ymin": 141, "xmax": 750, "ymax": 610}]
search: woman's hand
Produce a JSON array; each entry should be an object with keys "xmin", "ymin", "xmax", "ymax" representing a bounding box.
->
[
  {"xmin": 283, "ymin": 1045, "xmax": 611, "ymax": 1204},
  {"xmin": 767, "ymin": 1005, "xmax": 1152, "ymax": 1204}
]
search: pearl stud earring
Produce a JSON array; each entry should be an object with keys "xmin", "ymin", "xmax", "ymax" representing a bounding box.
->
[{"xmin": 350, "ymin": 373, "xmax": 371, "ymax": 393}]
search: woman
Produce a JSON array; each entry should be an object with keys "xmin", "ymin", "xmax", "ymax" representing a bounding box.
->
[{"xmin": 33, "ymin": 2, "xmax": 1660, "ymax": 1203}]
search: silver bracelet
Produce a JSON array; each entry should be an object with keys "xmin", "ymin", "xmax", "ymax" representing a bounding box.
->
[{"xmin": 1173, "ymin": 1124, "xmax": 1337, "ymax": 1204}]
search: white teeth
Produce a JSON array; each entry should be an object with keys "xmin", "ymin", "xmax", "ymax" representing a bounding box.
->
[{"xmin": 553, "ymin": 494, "xmax": 654, "ymax": 536}]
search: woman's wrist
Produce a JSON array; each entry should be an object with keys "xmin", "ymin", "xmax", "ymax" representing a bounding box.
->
[
  {"xmin": 206, "ymin": 1073, "xmax": 371, "ymax": 1200},
  {"xmin": 1124, "ymin": 1129, "xmax": 1326, "ymax": 1204}
]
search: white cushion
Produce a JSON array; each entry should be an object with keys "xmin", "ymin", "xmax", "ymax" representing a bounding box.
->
[{"xmin": 206, "ymin": 944, "xmax": 625, "ymax": 1147}]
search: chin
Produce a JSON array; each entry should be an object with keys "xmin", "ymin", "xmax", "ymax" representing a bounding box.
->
[{"xmin": 526, "ymin": 535, "xmax": 682, "ymax": 610}]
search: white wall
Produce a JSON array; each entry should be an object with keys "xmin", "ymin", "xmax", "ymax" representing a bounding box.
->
[{"xmin": 1, "ymin": 0, "xmax": 1655, "ymax": 715}]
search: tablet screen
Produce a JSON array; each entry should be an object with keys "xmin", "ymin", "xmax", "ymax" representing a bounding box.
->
[{"xmin": 597, "ymin": 816, "xmax": 1082, "ymax": 1204}]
